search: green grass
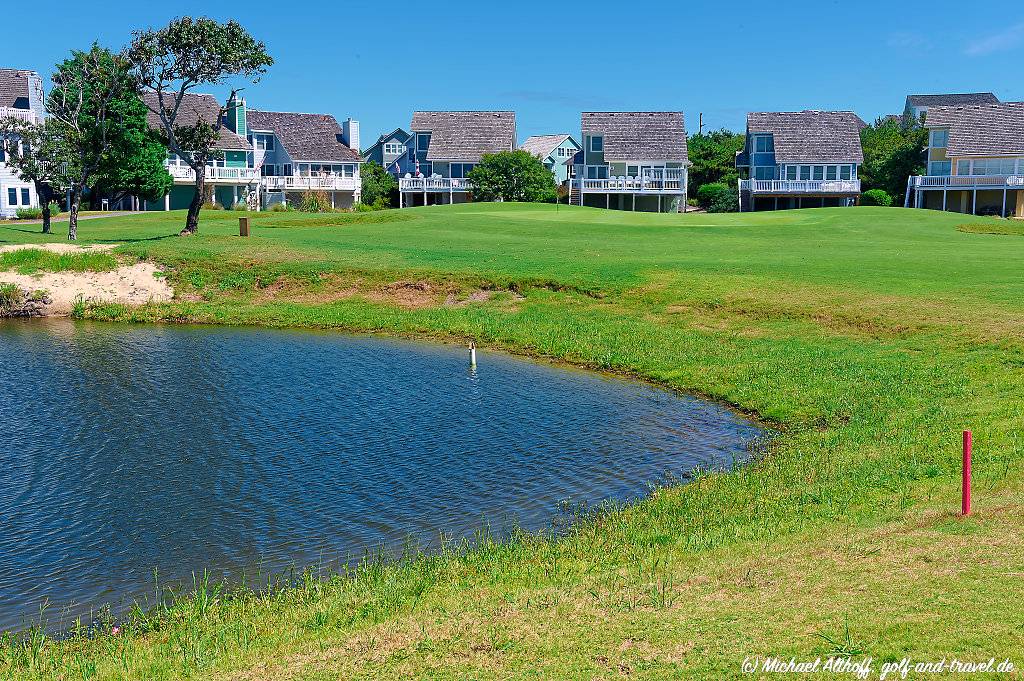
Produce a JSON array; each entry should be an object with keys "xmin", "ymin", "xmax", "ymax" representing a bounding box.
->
[
  {"xmin": 1, "ymin": 204, "xmax": 1023, "ymax": 679},
  {"xmin": 0, "ymin": 248, "xmax": 119, "ymax": 274}
]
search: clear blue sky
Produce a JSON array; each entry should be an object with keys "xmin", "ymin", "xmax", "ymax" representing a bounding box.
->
[{"xmin": 3, "ymin": 0, "xmax": 1023, "ymax": 147}]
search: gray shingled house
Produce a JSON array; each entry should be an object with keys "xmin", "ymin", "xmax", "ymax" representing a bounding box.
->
[
  {"xmin": 248, "ymin": 109, "xmax": 363, "ymax": 209},
  {"xmin": 572, "ymin": 112, "xmax": 689, "ymax": 212},
  {"xmin": 0, "ymin": 68, "xmax": 45, "ymax": 218},
  {"xmin": 520, "ymin": 134, "xmax": 580, "ymax": 185},
  {"xmin": 399, "ymin": 111, "xmax": 516, "ymax": 207},
  {"xmin": 736, "ymin": 110, "xmax": 865, "ymax": 212},
  {"xmin": 908, "ymin": 101, "xmax": 1024, "ymax": 217},
  {"xmin": 904, "ymin": 93, "xmax": 999, "ymax": 122}
]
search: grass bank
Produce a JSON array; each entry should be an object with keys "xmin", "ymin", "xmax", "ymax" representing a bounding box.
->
[{"xmin": 1, "ymin": 204, "xmax": 1022, "ymax": 680}]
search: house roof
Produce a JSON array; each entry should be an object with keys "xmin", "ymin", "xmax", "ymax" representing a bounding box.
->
[
  {"xmin": 906, "ymin": 93, "xmax": 999, "ymax": 108},
  {"xmin": 142, "ymin": 91, "xmax": 250, "ymax": 151},
  {"xmin": 249, "ymin": 110, "xmax": 361, "ymax": 163},
  {"xmin": 747, "ymin": 110, "xmax": 866, "ymax": 164},
  {"xmin": 520, "ymin": 134, "xmax": 573, "ymax": 160},
  {"xmin": 924, "ymin": 102, "xmax": 1024, "ymax": 157},
  {"xmin": 0, "ymin": 69, "xmax": 34, "ymax": 109},
  {"xmin": 410, "ymin": 111, "xmax": 516, "ymax": 162},
  {"xmin": 362, "ymin": 127, "xmax": 411, "ymax": 155},
  {"xmin": 581, "ymin": 112, "xmax": 688, "ymax": 162}
]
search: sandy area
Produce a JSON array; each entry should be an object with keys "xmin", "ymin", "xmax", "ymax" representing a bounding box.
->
[{"xmin": 0, "ymin": 243, "xmax": 173, "ymax": 315}]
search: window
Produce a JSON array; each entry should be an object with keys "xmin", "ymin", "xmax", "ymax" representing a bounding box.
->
[
  {"xmin": 252, "ymin": 133, "xmax": 275, "ymax": 151},
  {"xmin": 283, "ymin": 164, "xmax": 292, "ymax": 176},
  {"xmin": 21, "ymin": 188, "xmax": 30, "ymax": 205},
  {"xmin": 813, "ymin": 166, "xmax": 824, "ymax": 181},
  {"xmin": 754, "ymin": 166, "xmax": 775, "ymax": 180},
  {"xmin": 7, "ymin": 188, "xmax": 16, "ymax": 205},
  {"xmin": 786, "ymin": 165, "xmax": 797, "ymax": 180},
  {"xmin": 384, "ymin": 142, "xmax": 405, "ymax": 155},
  {"xmin": 840, "ymin": 165, "xmax": 851, "ymax": 180},
  {"xmin": 754, "ymin": 135, "xmax": 774, "ymax": 153},
  {"xmin": 590, "ymin": 136, "xmax": 603, "ymax": 153},
  {"xmin": 627, "ymin": 165, "xmax": 639, "ymax": 177},
  {"xmin": 417, "ymin": 133, "xmax": 430, "ymax": 152},
  {"xmin": 967, "ymin": 158, "xmax": 1019, "ymax": 175},
  {"xmin": 586, "ymin": 165, "xmax": 608, "ymax": 179},
  {"xmin": 930, "ymin": 129, "xmax": 949, "ymax": 148},
  {"xmin": 568, "ymin": 164, "xmax": 576, "ymax": 178},
  {"xmin": 0, "ymin": 145, "xmax": 4, "ymax": 162},
  {"xmin": 826, "ymin": 166, "xmax": 837, "ymax": 180},
  {"xmin": 343, "ymin": 164, "xmax": 355, "ymax": 178},
  {"xmin": 928, "ymin": 160, "xmax": 951, "ymax": 176},
  {"xmin": 799, "ymin": 166, "xmax": 811, "ymax": 180}
]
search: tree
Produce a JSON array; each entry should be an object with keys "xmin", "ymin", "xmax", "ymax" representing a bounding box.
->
[
  {"xmin": 127, "ymin": 17, "xmax": 272, "ymax": 235},
  {"xmin": 360, "ymin": 161, "xmax": 398, "ymax": 208},
  {"xmin": 467, "ymin": 150, "xmax": 556, "ymax": 203},
  {"xmin": 687, "ymin": 128, "xmax": 745, "ymax": 194},
  {"xmin": 47, "ymin": 44, "xmax": 139, "ymax": 241},
  {"xmin": 860, "ymin": 117, "xmax": 926, "ymax": 206},
  {"xmin": 0, "ymin": 118, "xmax": 67, "ymax": 234}
]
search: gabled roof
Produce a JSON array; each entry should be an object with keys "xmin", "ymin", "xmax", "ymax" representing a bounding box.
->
[
  {"xmin": 410, "ymin": 111, "xmax": 516, "ymax": 162},
  {"xmin": 520, "ymin": 134, "xmax": 575, "ymax": 160},
  {"xmin": 0, "ymin": 69, "xmax": 35, "ymax": 109},
  {"xmin": 362, "ymin": 127, "xmax": 411, "ymax": 155},
  {"xmin": 747, "ymin": 110, "xmax": 866, "ymax": 164},
  {"xmin": 141, "ymin": 91, "xmax": 250, "ymax": 151},
  {"xmin": 581, "ymin": 112, "xmax": 688, "ymax": 163},
  {"xmin": 906, "ymin": 93, "xmax": 999, "ymax": 108},
  {"xmin": 924, "ymin": 102, "xmax": 1024, "ymax": 157},
  {"xmin": 248, "ymin": 110, "xmax": 361, "ymax": 163}
]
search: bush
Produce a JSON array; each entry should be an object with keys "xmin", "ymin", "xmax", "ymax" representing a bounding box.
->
[
  {"xmin": 297, "ymin": 190, "xmax": 332, "ymax": 213},
  {"xmin": 202, "ymin": 201, "xmax": 224, "ymax": 210},
  {"xmin": 15, "ymin": 207, "xmax": 43, "ymax": 220},
  {"xmin": 355, "ymin": 197, "xmax": 389, "ymax": 212},
  {"xmin": 268, "ymin": 202, "xmax": 291, "ymax": 212},
  {"xmin": 47, "ymin": 202, "xmax": 62, "ymax": 216},
  {"xmin": 231, "ymin": 201, "xmax": 249, "ymax": 211},
  {"xmin": 861, "ymin": 189, "xmax": 893, "ymax": 207},
  {"xmin": 695, "ymin": 183, "xmax": 738, "ymax": 213}
]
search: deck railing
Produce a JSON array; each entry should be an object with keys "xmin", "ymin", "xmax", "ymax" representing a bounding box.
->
[
  {"xmin": 576, "ymin": 167, "xmax": 686, "ymax": 192},
  {"xmin": 740, "ymin": 179, "xmax": 861, "ymax": 194},
  {"xmin": 262, "ymin": 175, "xmax": 359, "ymax": 191},
  {"xmin": 166, "ymin": 165, "xmax": 259, "ymax": 183},
  {"xmin": 399, "ymin": 176, "xmax": 473, "ymax": 192},
  {"xmin": 911, "ymin": 174, "xmax": 1024, "ymax": 189},
  {"xmin": 0, "ymin": 108, "xmax": 37, "ymax": 123}
]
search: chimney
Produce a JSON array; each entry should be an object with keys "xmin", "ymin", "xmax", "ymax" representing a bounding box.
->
[
  {"xmin": 226, "ymin": 94, "xmax": 247, "ymax": 137},
  {"xmin": 342, "ymin": 118, "xmax": 360, "ymax": 152}
]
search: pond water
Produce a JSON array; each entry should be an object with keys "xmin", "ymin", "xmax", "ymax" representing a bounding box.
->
[{"xmin": 0, "ymin": 319, "xmax": 763, "ymax": 632}]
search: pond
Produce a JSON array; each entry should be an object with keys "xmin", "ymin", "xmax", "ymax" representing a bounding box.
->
[{"xmin": 0, "ymin": 319, "xmax": 764, "ymax": 632}]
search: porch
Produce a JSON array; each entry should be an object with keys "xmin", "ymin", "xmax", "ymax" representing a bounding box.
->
[
  {"xmin": 739, "ymin": 179, "xmax": 861, "ymax": 194},
  {"xmin": 576, "ymin": 167, "xmax": 686, "ymax": 194}
]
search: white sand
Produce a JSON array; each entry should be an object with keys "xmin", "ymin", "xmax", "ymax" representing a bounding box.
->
[{"xmin": 0, "ymin": 243, "xmax": 173, "ymax": 315}]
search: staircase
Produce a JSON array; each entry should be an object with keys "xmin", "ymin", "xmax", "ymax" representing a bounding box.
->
[{"xmin": 569, "ymin": 186, "xmax": 582, "ymax": 206}]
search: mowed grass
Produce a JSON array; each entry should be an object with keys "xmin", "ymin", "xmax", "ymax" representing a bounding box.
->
[
  {"xmin": 1, "ymin": 204, "xmax": 1023, "ymax": 680},
  {"xmin": 0, "ymin": 248, "xmax": 119, "ymax": 275}
]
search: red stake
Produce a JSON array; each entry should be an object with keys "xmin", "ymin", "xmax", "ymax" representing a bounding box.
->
[{"xmin": 962, "ymin": 430, "xmax": 972, "ymax": 516}]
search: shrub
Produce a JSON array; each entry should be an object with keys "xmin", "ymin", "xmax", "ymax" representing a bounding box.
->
[
  {"xmin": 47, "ymin": 202, "xmax": 62, "ymax": 216},
  {"xmin": 297, "ymin": 190, "xmax": 332, "ymax": 213},
  {"xmin": 695, "ymin": 183, "xmax": 738, "ymax": 213},
  {"xmin": 15, "ymin": 207, "xmax": 43, "ymax": 220},
  {"xmin": 202, "ymin": 201, "xmax": 224, "ymax": 210},
  {"xmin": 231, "ymin": 201, "xmax": 249, "ymax": 211},
  {"xmin": 268, "ymin": 202, "xmax": 291, "ymax": 212},
  {"xmin": 861, "ymin": 189, "xmax": 893, "ymax": 207}
]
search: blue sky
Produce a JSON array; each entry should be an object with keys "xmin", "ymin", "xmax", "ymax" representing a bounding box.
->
[{"xmin": 3, "ymin": 0, "xmax": 1023, "ymax": 147}]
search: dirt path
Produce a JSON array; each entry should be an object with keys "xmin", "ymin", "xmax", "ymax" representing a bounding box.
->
[{"xmin": 0, "ymin": 243, "xmax": 173, "ymax": 316}]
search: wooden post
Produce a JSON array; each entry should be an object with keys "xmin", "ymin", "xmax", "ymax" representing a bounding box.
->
[
  {"xmin": 239, "ymin": 216, "xmax": 250, "ymax": 237},
  {"xmin": 962, "ymin": 430, "xmax": 972, "ymax": 516}
]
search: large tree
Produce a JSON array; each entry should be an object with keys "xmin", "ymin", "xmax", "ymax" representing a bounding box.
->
[
  {"xmin": 47, "ymin": 44, "xmax": 140, "ymax": 241},
  {"xmin": 467, "ymin": 150, "xmax": 556, "ymax": 203},
  {"xmin": 687, "ymin": 128, "xmax": 745, "ymax": 194},
  {"xmin": 126, "ymin": 17, "xmax": 272, "ymax": 235},
  {"xmin": 860, "ymin": 117, "xmax": 927, "ymax": 206},
  {"xmin": 360, "ymin": 161, "xmax": 398, "ymax": 208},
  {"xmin": 0, "ymin": 118, "xmax": 68, "ymax": 234}
]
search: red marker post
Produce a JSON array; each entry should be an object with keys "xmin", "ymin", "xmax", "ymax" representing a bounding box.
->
[{"xmin": 962, "ymin": 430, "xmax": 972, "ymax": 516}]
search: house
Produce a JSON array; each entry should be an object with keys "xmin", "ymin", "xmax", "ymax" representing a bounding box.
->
[
  {"xmin": 736, "ymin": 110, "xmax": 865, "ymax": 212},
  {"xmin": 907, "ymin": 101, "xmax": 1024, "ymax": 217},
  {"xmin": 361, "ymin": 128, "xmax": 412, "ymax": 177},
  {"xmin": 398, "ymin": 111, "xmax": 516, "ymax": 207},
  {"xmin": 142, "ymin": 92, "xmax": 257, "ymax": 210},
  {"xmin": 247, "ymin": 109, "xmax": 363, "ymax": 209},
  {"xmin": 520, "ymin": 134, "xmax": 580, "ymax": 185},
  {"xmin": 571, "ymin": 112, "xmax": 689, "ymax": 212},
  {"xmin": 0, "ymin": 68, "xmax": 45, "ymax": 218},
  {"xmin": 904, "ymin": 93, "xmax": 998, "ymax": 123}
]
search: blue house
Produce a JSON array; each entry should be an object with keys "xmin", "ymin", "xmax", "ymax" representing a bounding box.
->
[
  {"xmin": 362, "ymin": 128, "xmax": 412, "ymax": 177},
  {"xmin": 520, "ymin": 134, "xmax": 580, "ymax": 185}
]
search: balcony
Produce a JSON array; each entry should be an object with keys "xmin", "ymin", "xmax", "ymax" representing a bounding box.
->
[
  {"xmin": 0, "ymin": 107, "xmax": 37, "ymax": 123},
  {"xmin": 576, "ymin": 167, "xmax": 685, "ymax": 193},
  {"xmin": 166, "ymin": 164, "xmax": 259, "ymax": 183},
  {"xmin": 262, "ymin": 175, "xmax": 359, "ymax": 192},
  {"xmin": 740, "ymin": 179, "xmax": 861, "ymax": 194},
  {"xmin": 911, "ymin": 175, "xmax": 1024, "ymax": 189},
  {"xmin": 399, "ymin": 176, "xmax": 473, "ymax": 192}
]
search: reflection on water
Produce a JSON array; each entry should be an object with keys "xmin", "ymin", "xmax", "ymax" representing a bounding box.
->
[{"xmin": 0, "ymin": 319, "xmax": 763, "ymax": 631}]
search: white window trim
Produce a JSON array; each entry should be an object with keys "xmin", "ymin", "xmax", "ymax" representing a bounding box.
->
[{"xmin": 590, "ymin": 135, "xmax": 603, "ymax": 153}]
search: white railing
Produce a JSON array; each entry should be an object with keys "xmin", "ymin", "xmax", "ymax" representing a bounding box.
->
[
  {"xmin": 262, "ymin": 175, "xmax": 358, "ymax": 191},
  {"xmin": 399, "ymin": 176, "xmax": 473, "ymax": 191},
  {"xmin": 740, "ymin": 179, "xmax": 861, "ymax": 194},
  {"xmin": 166, "ymin": 165, "xmax": 259, "ymax": 182},
  {"xmin": 0, "ymin": 108, "xmax": 37, "ymax": 123},
  {"xmin": 911, "ymin": 174, "xmax": 1024, "ymax": 188},
  {"xmin": 577, "ymin": 167, "xmax": 686, "ymax": 192}
]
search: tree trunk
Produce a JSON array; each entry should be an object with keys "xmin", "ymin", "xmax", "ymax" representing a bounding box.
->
[
  {"xmin": 36, "ymin": 182, "xmax": 52, "ymax": 235},
  {"xmin": 183, "ymin": 167, "xmax": 206, "ymax": 235},
  {"xmin": 68, "ymin": 189, "xmax": 81, "ymax": 241}
]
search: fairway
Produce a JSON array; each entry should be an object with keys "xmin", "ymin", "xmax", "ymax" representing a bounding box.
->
[{"xmin": 1, "ymin": 204, "xmax": 1022, "ymax": 680}]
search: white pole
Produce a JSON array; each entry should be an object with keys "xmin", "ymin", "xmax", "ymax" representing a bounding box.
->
[{"xmin": 469, "ymin": 341, "xmax": 477, "ymax": 366}]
